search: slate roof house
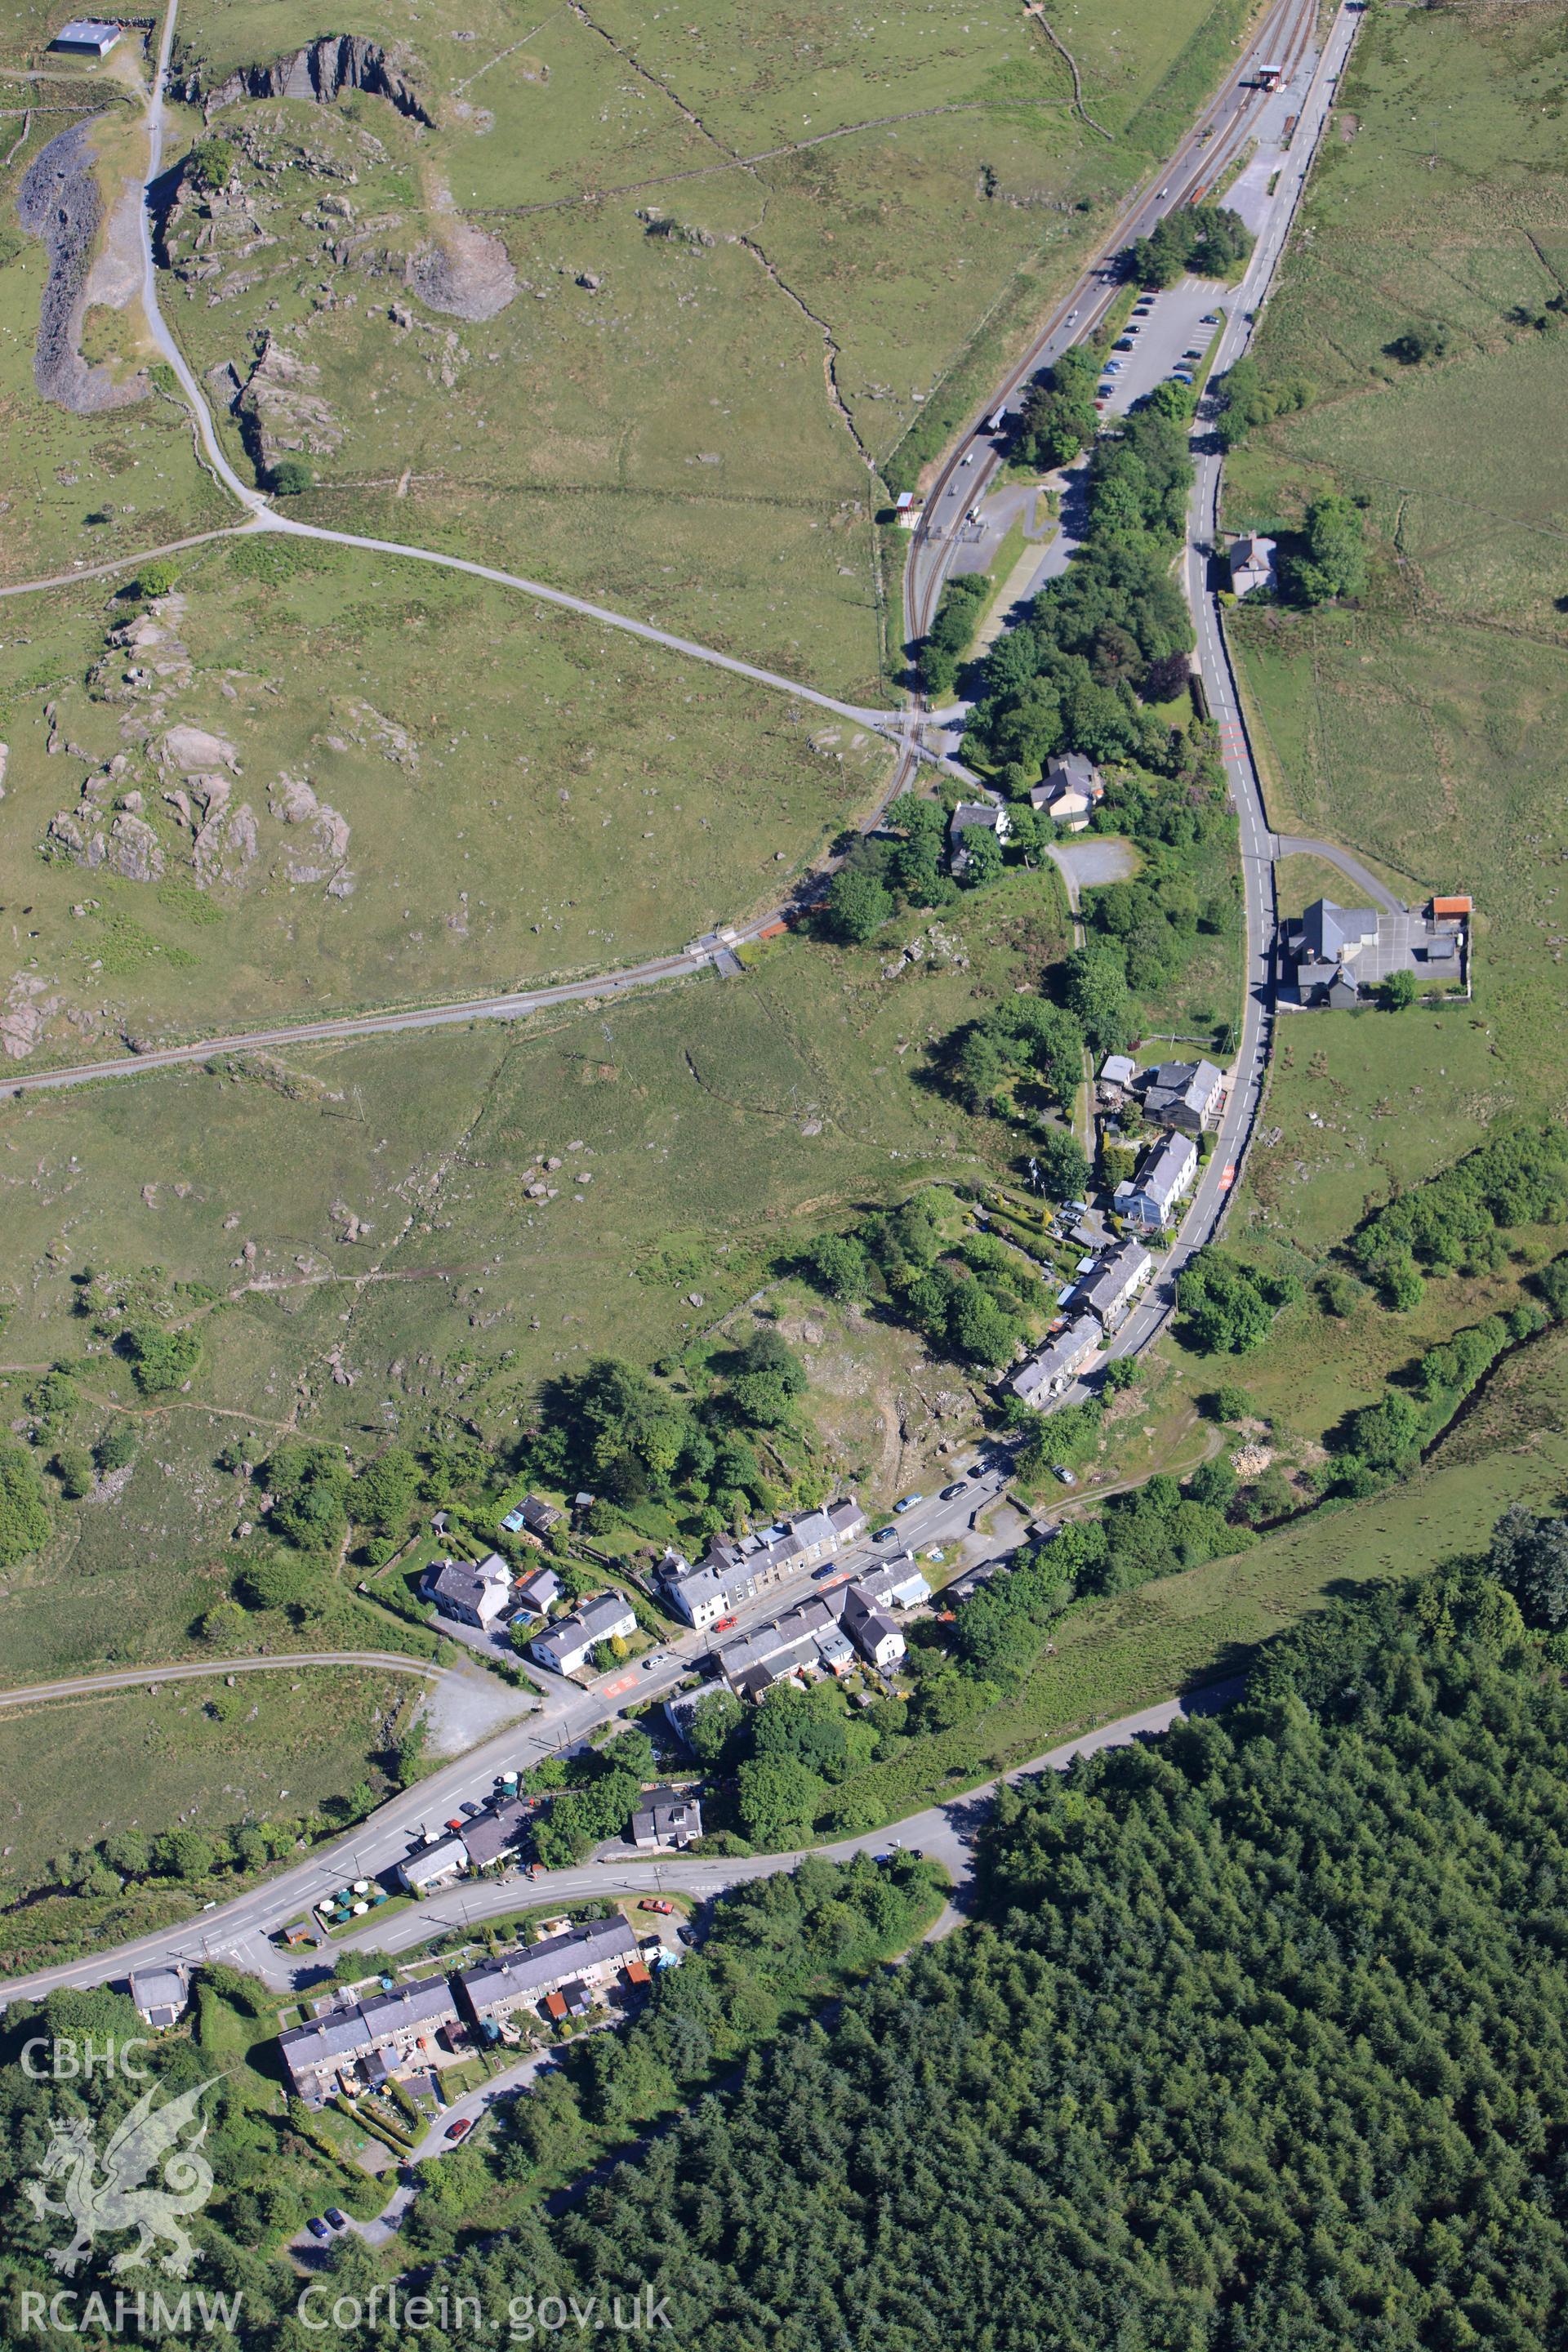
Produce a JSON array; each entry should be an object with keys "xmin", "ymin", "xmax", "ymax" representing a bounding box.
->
[
  {"xmin": 1115, "ymin": 1131, "xmax": 1198, "ymax": 1233},
  {"xmin": 398, "ymin": 1831, "xmax": 470, "ymax": 1895},
  {"xmin": 1030, "ymin": 751, "xmax": 1104, "ymax": 831},
  {"xmin": 129, "ymin": 1967, "xmax": 189, "ymax": 2033},
  {"xmin": 1141, "ymin": 1059, "xmax": 1223, "ymax": 1134},
  {"xmin": 529, "ymin": 1590, "xmax": 638, "ymax": 1676},
  {"xmin": 1010, "ymin": 1315, "xmax": 1101, "ymax": 1408},
  {"xmin": 459, "ymin": 1918, "xmax": 638, "ymax": 2033},
  {"xmin": 1228, "ymin": 534, "xmax": 1277, "ymax": 598},
  {"xmin": 424, "ymin": 1553, "xmax": 513, "ymax": 1629},
  {"xmin": 839, "ymin": 1588, "xmax": 906, "ymax": 1671},
  {"xmin": 718, "ymin": 1597, "xmax": 856, "ymax": 1696},
  {"xmin": 279, "ymin": 1978, "xmax": 460, "ymax": 2104},
  {"xmin": 631, "ymin": 1788, "xmax": 704, "ymax": 1851},
  {"xmin": 461, "ymin": 1797, "xmax": 532, "ymax": 1871},
  {"xmin": 948, "ymin": 800, "xmax": 1011, "ymax": 873},
  {"xmin": 1280, "ymin": 896, "xmax": 1471, "ymax": 1009},
  {"xmin": 512, "ymin": 1564, "xmax": 562, "ymax": 1618},
  {"xmin": 663, "ymin": 1498, "xmax": 866, "ymax": 1629},
  {"xmin": 1076, "ymin": 1240, "xmax": 1153, "ymax": 1330}
]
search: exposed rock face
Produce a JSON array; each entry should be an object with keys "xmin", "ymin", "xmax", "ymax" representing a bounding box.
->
[
  {"xmin": 47, "ymin": 808, "xmax": 166, "ymax": 881},
  {"xmin": 159, "ymin": 724, "xmax": 238, "ymax": 773},
  {"xmin": 2, "ymin": 975, "xmax": 51, "ymax": 1062},
  {"xmin": 193, "ymin": 799, "xmax": 260, "ymax": 888},
  {"xmin": 234, "ymin": 332, "xmax": 343, "ymax": 467},
  {"xmin": 268, "ymin": 773, "xmax": 354, "ymax": 892},
  {"xmin": 16, "ymin": 122, "xmax": 149, "ymax": 415},
  {"xmin": 407, "ymin": 220, "xmax": 516, "ymax": 321},
  {"xmin": 189, "ymin": 36, "xmax": 434, "ymax": 127}
]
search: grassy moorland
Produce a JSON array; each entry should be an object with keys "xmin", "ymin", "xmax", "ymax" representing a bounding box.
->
[
  {"xmin": 140, "ymin": 0, "xmax": 1254, "ymax": 686},
  {"xmin": 0, "ymin": 874, "xmax": 1067, "ymax": 1664},
  {"xmin": 0, "ymin": 1662, "xmax": 425, "ymax": 1972},
  {"xmin": 0, "ymin": 538, "xmax": 889, "ymax": 1066},
  {"xmin": 1222, "ymin": 0, "xmax": 1568, "ymax": 1116}
]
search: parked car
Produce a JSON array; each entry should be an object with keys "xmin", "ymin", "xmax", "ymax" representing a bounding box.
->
[
  {"xmin": 939, "ymin": 1482, "xmax": 968, "ymax": 1502},
  {"xmin": 676, "ymin": 1926, "xmax": 698, "ymax": 1948},
  {"xmin": 324, "ymin": 2210, "xmax": 348, "ymax": 2231},
  {"xmin": 445, "ymin": 2116, "xmax": 474, "ymax": 2141},
  {"xmin": 872, "ymin": 1525, "xmax": 899, "ymax": 1544},
  {"xmin": 1114, "ymin": 336, "xmax": 1134, "ymax": 351},
  {"xmin": 639, "ymin": 1898, "xmax": 675, "ymax": 1914},
  {"xmin": 1201, "ymin": 312, "xmax": 1218, "ymax": 324},
  {"xmin": 641, "ymin": 1653, "xmax": 663, "ymax": 1671},
  {"xmin": 714, "ymin": 1614, "xmax": 737, "ymax": 1633},
  {"xmin": 306, "ymin": 2218, "xmax": 332, "ymax": 2242},
  {"xmin": 460, "ymin": 1802, "xmax": 480, "ymax": 1817},
  {"xmin": 445, "ymin": 1817, "xmax": 464, "ymax": 1833},
  {"xmin": 893, "ymin": 1494, "xmax": 924, "ymax": 1514},
  {"xmin": 1052, "ymin": 1465, "xmax": 1078, "ymax": 1486},
  {"xmin": 1183, "ymin": 347, "xmax": 1203, "ymax": 360},
  {"xmin": 1103, "ymin": 360, "xmax": 1123, "ymax": 374}
]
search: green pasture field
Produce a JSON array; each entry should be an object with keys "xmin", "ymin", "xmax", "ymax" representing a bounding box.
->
[
  {"xmin": 0, "ymin": 542, "xmax": 890, "ymax": 1067},
  {"xmin": 0, "ymin": 871, "xmax": 1067, "ymax": 1659},
  {"xmin": 1221, "ymin": 0, "xmax": 1568, "ymax": 1118},
  {"xmin": 0, "ymin": 1664, "xmax": 421, "ymax": 1971}
]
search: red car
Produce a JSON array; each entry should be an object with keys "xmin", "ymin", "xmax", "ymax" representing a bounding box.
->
[
  {"xmin": 445, "ymin": 2115, "xmax": 473, "ymax": 2142},
  {"xmin": 445, "ymin": 1818, "xmax": 464, "ymax": 1833},
  {"xmin": 713, "ymin": 1615, "xmax": 737, "ymax": 1633},
  {"xmin": 639, "ymin": 1898, "xmax": 675, "ymax": 1915}
]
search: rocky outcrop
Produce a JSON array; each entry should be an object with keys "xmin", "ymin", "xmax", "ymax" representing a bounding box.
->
[
  {"xmin": 268, "ymin": 773, "xmax": 354, "ymax": 893},
  {"xmin": 47, "ymin": 807, "xmax": 166, "ymax": 882},
  {"xmin": 159, "ymin": 722, "xmax": 238, "ymax": 773},
  {"xmin": 186, "ymin": 37, "xmax": 434, "ymax": 127},
  {"xmin": 406, "ymin": 220, "xmax": 515, "ymax": 322},
  {"xmin": 193, "ymin": 798, "xmax": 260, "ymax": 888},
  {"xmin": 234, "ymin": 332, "xmax": 343, "ymax": 468},
  {"xmin": 16, "ymin": 122, "xmax": 149, "ymax": 415}
]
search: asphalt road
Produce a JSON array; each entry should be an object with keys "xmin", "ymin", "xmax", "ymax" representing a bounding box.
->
[
  {"xmin": 0, "ymin": 5, "xmax": 1356, "ymax": 2008},
  {"xmin": 902, "ymin": 0, "xmax": 1322, "ymax": 647},
  {"xmin": 0, "ymin": 1471, "xmax": 1008, "ymax": 2003}
]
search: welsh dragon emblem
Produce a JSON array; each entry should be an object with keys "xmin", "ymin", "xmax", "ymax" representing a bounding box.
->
[{"xmin": 24, "ymin": 2077, "xmax": 217, "ymax": 2277}]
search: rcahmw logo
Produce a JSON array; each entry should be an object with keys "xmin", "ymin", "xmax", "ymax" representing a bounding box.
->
[
  {"xmin": 16, "ymin": 2290, "xmax": 243, "ymax": 2339},
  {"xmin": 22, "ymin": 2062, "xmax": 218, "ymax": 2279}
]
